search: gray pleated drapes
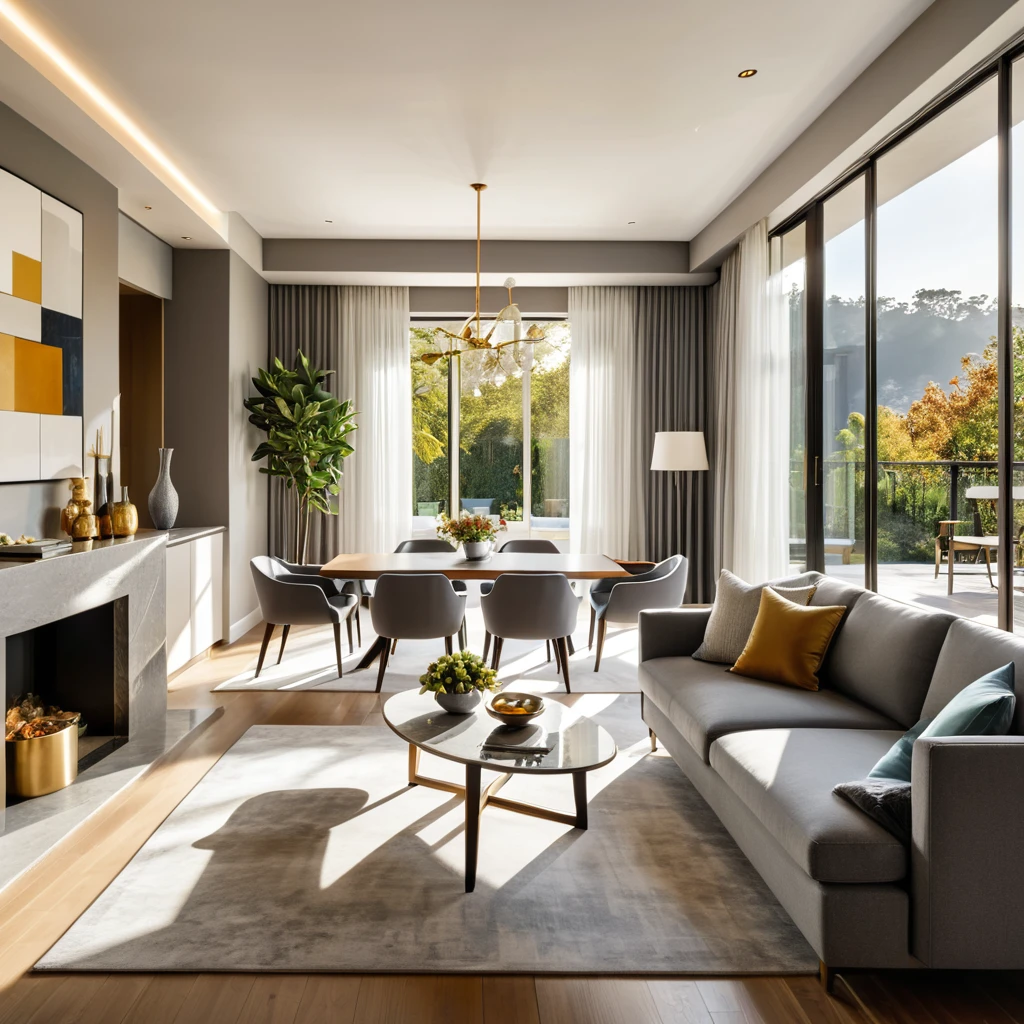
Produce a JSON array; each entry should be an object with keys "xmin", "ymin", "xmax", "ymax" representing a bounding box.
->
[
  {"xmin": 268, "ymin": 285, "xmax": 343, "ymax": 564},
  {"xmin": 633, "ymin": 286, "xmax": 713, "ymax": 603}
]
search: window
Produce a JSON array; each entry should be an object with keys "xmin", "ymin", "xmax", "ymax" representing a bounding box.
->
[{"xmin": 410, "ymin": 319, "xmax": 570, "ymax": 539}]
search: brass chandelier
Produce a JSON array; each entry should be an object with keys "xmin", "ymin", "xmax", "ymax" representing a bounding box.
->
[{"xmin": 419, "ymin": 183, "xmax": 545, "ymax": 367}]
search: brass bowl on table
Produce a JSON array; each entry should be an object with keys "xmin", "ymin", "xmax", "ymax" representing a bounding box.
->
[{"xmin": 485, "ymin": 692, "xmax": 545, "ymax": 728}]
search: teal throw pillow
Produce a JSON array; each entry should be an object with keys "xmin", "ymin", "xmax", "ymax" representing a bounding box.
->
[{"xmin": 868, "ymin": 663, "xmax": 1016, "ymax": 783}]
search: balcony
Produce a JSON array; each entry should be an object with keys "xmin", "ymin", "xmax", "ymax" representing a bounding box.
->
[{"xmin": 792, "ymin": 459, "xmax": 1024, "ymax": 634}]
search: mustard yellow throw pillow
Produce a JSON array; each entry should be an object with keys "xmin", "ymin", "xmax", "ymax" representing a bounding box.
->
[{"xmin": 730, "ymin": 587, "xmax": 846, "ymax": 691}]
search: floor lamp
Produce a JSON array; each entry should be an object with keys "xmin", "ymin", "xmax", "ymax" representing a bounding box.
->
[{"xmin": 651, "ymin": 431, "xmax": 708, "ymax": 576}]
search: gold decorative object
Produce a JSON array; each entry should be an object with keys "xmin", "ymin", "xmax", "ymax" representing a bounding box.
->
[
  {"xmin": 6, "ymin": 722, "xmax": 78, "ymax": 797},
  {"xmin": 70, "ymin": 499, "xmax": 99, "ymax": 539},
  {"xmin": 110, "ymin": 486, "xmax": 139, "ymax": 537},
  {"xmin": 60, "ymin": 477, "xmax": 88, "ymax": 536},
  {"xmin": 87, "ymin": 427, "xmax": 114, "ymax": 539},
  {"xmin": 419, "ymin": 184, "xmax": 546, "ymax": 368}
]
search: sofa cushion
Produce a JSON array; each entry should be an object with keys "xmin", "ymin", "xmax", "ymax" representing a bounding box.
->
[
  {"xmin": 821, "ymin": 591, "xmax": 954, "ymax": 727},
  {"xmin": 639, "ymin": 657, "xmax": 899, "ymax": 762},
  {"xmin": 710, "ymin": 728, "xmax": 908, "ymax": 883},
  {"xmin": 807, "ymin": 574, "xmax": 866, "ymax": 614},
  {"xmin": 924, "ymin": 618, "xmax": 1024, "ymax": 733}
]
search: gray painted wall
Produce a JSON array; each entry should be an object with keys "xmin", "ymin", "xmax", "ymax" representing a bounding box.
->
[
  {"xmin": 410, "ymin": 286, "xmax": 568, "ymax": 315},
  {"xmin": 0, "ymin": 100, "xmax": 119, "ymax": 541},
  {"xmin": 164, "ymin": 248, "xmax": 268, "ymax": 640},
  {"xmin": 118, "ymin": 213, "xmax": 172, "ymax": 299}
]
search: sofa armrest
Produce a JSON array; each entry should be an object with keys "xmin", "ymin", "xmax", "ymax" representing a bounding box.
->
[
  {"xmin": 911, "ymin": 734, "xmax": 1024, "ymax": 968},
  {"xmin": 638, "ymin": 607, "xmax": 711, "ymax": 662}
]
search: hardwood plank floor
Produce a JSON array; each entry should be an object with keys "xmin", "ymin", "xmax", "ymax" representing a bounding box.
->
[{"xmin": 0, "ymin": 621, "xmax": 1018, "ymax": 1023}]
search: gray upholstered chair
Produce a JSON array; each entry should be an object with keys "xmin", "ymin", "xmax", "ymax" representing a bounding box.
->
[
  {"xmin": 250, "ymin": 556, "xmax": 359, "ymax": 679},
  {"xmin": 588, "ymin": 554, "xmax": 688, "ymax": 671},
  {"xmin": 370, "ymin": 573, "xmax": 468, "ymax": 692},
  {"xmin": 480, "ymin": 538, "xmax": 576, "ymax": 663},
  {"xmin": 394, "ymin": 539, "xmax": 468, "ymax": 593},
  {"xmin": 271, "ymin": 556, "xmax": 362, "ymax": 647},
  {"xmin": 480, "ymin": 573, "xmax": 579, "ymax": 692}
]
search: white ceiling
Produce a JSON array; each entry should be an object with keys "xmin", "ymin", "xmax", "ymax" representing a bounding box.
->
[{"xmin": 4, "ymin": 0, "xmax": 932, "ymax": 243}]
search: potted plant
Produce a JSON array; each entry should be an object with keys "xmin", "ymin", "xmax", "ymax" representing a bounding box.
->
[
  {"xmin": 245, "ymin": 351, "xmax": 358, "ymax": 564},
  {"xmin": 419, "ymin": 651, "xmax": 500, "ymax": 714},
  {"xmin": 437, "ymin": 511, "xmax": 507, "ymax": 560}
]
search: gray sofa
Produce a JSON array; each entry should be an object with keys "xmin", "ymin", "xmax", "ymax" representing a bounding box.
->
[{"xmin": 638, "ymin": 571, "xmax": 1024, "ymax": 973}]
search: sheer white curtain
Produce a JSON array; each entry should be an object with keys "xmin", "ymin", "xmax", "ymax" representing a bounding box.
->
[
  {"xmin": 712, "ymin": 221, "xmax": 790, "ymax": 582},
  {"xmin": 568, "ymin": 286, "xmax": 638, "ymax": 557},
  {"xmin": 338, "ymin": 286, "xmax": 412, "ymax": 553}
]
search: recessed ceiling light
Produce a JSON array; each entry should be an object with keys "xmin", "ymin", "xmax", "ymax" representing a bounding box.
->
[
  {"xmin": 324, "ymin": 219, "xmax": 333, "ymax": 224},
  {"xmin": 144, "ymin": 205, "xmax": 152, "ymax": 210},
  {"xmin": 738, "ymin": 69, "xmax": 757, "ymax": 78},
  {"xmin": 180, "ymin": 236, "xmax": 191, "ymax": 240},
  {"xmin": 627, "ymin": 221, "xmax": 636, "ymax": 225}
]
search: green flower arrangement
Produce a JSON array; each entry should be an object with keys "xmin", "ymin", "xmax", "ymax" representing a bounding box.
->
[{"xmin": 419, "ymin": 651, "xmax": 500, "ymax": 695}]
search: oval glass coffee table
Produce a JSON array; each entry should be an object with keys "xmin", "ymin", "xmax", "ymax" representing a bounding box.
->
[{"xmin": 382, "ymin": 689, "xmax": 617, "ymax": 892}]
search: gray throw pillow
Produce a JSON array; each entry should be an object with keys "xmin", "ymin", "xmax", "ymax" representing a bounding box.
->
[
  {"xmin": 834, "ymin": 779, "xmax": 912, "ymax": 845},
  {"xmin": 692, "ymin": 570, "xmax": 817, "ymax": 664}
]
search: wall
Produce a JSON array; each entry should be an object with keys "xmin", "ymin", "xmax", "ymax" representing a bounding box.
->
[
  {"xmin": 118, "ymin": 213, "xmax": 172, "ymax": 299},
  {"xmin": 164, "ymin": 248, "xmax": 268, "ymax": 642},
  {"xmin": 0, "ymin": 100, "xmax": 118, "ymax": 540},
  {"xmin": 227, "ymin": 252, "xmax": 268, "ymax": 636}
]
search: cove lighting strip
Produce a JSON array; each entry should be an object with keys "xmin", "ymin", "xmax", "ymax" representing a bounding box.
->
[{"xmin": 0, "ymin": 0, "xmax": 221, "ymax": 220}]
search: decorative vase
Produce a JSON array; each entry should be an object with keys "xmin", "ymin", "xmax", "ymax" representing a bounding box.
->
[
  {"xmin": 94, "ymin": 456, "xmax": 112, "ymax": 538},
  {"xmin": 148, "ymin": 448, "xmax": 179, "ymax": 530},
  {"xmin": 435, "ymin": 690, "xmax": 481, "ymax": 715},
  {"xmin": 60, "ymin": 478, "xmax": 87, "ymax": 537},
  {"xmin": 111, "ymin": 486, "xmax": 139, "ymax": 538},
  {"xmin": 463, "ymin": 540, "xmax": 491, "ymax": 561}
]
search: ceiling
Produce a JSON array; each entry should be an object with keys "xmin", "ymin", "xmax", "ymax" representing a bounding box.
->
[{"xmin": 1, "ymin": 0, "xmax": 932, "ymax": 244}]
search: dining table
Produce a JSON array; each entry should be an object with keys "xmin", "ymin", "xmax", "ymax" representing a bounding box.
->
[{"xmin": 319, "ymin": 551, "xmax": 630, "ymax": 669}]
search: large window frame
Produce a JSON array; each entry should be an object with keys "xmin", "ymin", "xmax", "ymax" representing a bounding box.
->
[
  {"xmin": 410, "ymin": 315, "xmax": 570, "ymax": 540},
  {"xmin": 775, "ymin": 47, "xmax": 1017, "ymax": 629}
]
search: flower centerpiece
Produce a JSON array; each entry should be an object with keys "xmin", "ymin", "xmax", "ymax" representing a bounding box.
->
[
  {"xmin": 437, "ymin": 511, "xmax": 507, "ymax": 560},
  {"xmin": 419, "ymin": 650, "xmax": 500, "ymax": 714}
]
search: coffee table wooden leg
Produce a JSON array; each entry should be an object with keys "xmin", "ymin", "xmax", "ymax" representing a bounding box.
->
[
  {"xmin": 573, "ymin": 770, "xmax": 588, "ymax": 830},
  {"xmin": 465, "ymin": 764, "xmax": 482, "ymax": 893}
]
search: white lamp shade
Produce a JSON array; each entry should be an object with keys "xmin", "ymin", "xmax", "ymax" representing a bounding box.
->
[{"xmin": 651, "ymin": 431, "xmax": 708, "ymax": 471}]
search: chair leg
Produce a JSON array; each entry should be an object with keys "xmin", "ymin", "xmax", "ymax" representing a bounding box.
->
[
  {"xmin": 333, "ymin": 622, "xmax": 344, "ymax": 678},
  {"xmin": 594, "ymin": 618, "xmax": 607, "ymax": 672},
  {"xmin": 391, "ymin": 638, "xmax": 399, "ymax": 655},
  {"xmin": 458, "ymin": 618, "xmax": 467, "ymax": 652},
  {"xmin": 345, "ymin": 614, "xmax": 354, "ymax": 654},
  {"xmin": 276, "ymin": 623, "xmax": 290, "ymax": 665},
  {"xmin": 558, "ymin": 637, "xmax": 571, "ymax": 693},
  {"xmin": 375, "ymin": 642, "xmax": 391, "ymax": 692},
  {"xmin": 553, "ymin": 638, "xmax": 562, "ymax": 674},
  {"xmin": 483, "ymin": 630, "xmax": 492, "ymax": 663},
  {"xmin": 566, "ymin": 635, "xmax": 575, "ymax": 656},
  {"xmin": 588, "ymin": 606, "xmax": 595, "ymax": 650},
  {"xmin": 491, "ymin": 637, "xmax": 504, "ymax": 672},
  {"xmin": 255, "ymin": 622, "xmax": 275, "ymax": 678},
  {"xmin": 546, "ymin": 639, "xmax": 552, "ymax": 662},
  {"xmin": 649, "ymin": 729, "xmax": 657, "ymax": 752},
  {"xmin": 355, "ymin": 603, "xmax": 362, "ymax": 646},
  {"xmin": 445, "ymin": 635, "xmax": 453, "ymax": 655}
]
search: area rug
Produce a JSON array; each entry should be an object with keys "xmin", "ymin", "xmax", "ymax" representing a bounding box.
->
[
  {"xmin": 213, "ymin": 606, "xmax": 641, "ymax": 694},
  {"xmin": 37, "ymin": 695, "xmax": 816, "ymax": 974}
]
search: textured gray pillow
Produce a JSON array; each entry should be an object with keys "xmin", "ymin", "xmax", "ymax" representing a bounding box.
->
[{"xmin": 692, "ymin": 570, "xmax": 817, "ymax": 664}]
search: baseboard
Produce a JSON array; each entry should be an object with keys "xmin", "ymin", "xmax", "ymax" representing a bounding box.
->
[{"xmin": 229, "ymin": 607, "xmax": 263, "ymax": 644}]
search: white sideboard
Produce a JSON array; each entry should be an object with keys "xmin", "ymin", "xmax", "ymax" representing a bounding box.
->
[{"xmin": 165, "ymin": 527, "xmax": 225, "ymax": 675}]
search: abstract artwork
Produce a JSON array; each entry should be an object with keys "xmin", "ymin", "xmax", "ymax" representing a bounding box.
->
[{"xmin": 0, "ymin": 166, "xmax": 83, "ymax": 482}]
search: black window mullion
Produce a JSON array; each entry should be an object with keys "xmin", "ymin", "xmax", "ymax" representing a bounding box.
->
[
  {"xmin": 865, "ymin": 161, "xmax": 879, "ymax": 593},
  {"xmin": 998, "ymin": 53, "xmax": 1014, "ymax": 631},
  {"xmin": 805, "ymin": 204, "xmax": 825, "ymax": 573}
]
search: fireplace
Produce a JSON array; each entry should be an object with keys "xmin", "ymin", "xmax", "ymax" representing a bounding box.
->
[{"xmin": 5, "ymin": 597, "xmax": 130, "ymax": 793}]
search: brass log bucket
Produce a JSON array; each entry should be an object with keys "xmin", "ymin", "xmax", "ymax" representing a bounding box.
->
[{"xmin": 5, "ymin": 726, "xmax": 78, "ymax": 798}]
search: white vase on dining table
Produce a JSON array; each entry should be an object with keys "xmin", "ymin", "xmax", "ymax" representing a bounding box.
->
[{"xmin": 463, "ymin": 540, "xmax": 492, "ymax": 561}]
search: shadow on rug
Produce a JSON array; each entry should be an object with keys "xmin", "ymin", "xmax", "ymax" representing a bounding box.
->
[{"xmin": 37, "ymin": 695, "xmax": 815, "ymax": 974}]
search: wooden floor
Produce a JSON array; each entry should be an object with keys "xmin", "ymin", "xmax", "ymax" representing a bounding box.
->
[{"xmin": 1, "ymin": 622, "xmax": 1021, "ymax": 1024}]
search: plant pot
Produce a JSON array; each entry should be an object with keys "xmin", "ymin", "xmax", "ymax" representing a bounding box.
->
[
  {"xmin": 435, "ymin": 690, "xmax": 482, "ymax": 715},
  {"xmin": 6, "ymin": 726, "xmax": 78, "ymax": 798},
  {"xmin": 463, "ymin": 541, "xmax": 492, "ymax": 560},
  {"xmin": 148, "ymin": 448, "xmax": 179, "ymax": 530}
]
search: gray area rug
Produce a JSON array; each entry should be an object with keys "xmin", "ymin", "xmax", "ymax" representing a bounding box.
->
[
  {"xmin": 213, "ymin": 605, "xmax": 641, "ymax": 694},
  {"xmin": 38, "ymin": 695, "xmax": 815, "ymax": 974}
]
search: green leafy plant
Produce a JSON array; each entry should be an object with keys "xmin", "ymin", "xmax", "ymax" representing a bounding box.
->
[
  {"xmin": 419, "ymin": 651, "xmax": 500, "ymax": 695},
  {"xmin": 245, "ymin": 350, "xmax": 357, "ymax": 564},
  {"xmin": 436, "ymin": 511, "xmax": 507, "ymax": 546}
]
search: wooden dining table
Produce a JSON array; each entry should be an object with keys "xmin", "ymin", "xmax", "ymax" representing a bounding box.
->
[{"xmin": 319, "ymin": 551, "xmax": 630, "ymax": 669}]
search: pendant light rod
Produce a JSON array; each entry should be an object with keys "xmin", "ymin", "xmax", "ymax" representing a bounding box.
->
[{"xmin": 471, "ymin": 183, "xmax": 487, "ymax": 341}]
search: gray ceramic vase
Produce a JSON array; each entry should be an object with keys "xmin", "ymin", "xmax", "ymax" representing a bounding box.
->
[
  {"xmin": 148, "ymin": 447, "xmax": 179, "ymax": 530},
  {"xmin": 463, "ymin": 541, "xmax": 492, "ymax": 561},
  {"xmin": 435, "ymin": 690, "xmax": 481, "ymax": 715}
]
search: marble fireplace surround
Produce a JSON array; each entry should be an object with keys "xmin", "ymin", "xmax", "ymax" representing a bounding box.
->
[{"xmin": 1, "ymin": 534, "xmax": 168, "ymax": 833}]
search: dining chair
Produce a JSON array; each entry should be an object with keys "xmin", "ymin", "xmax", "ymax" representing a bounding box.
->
[
  {"xmin": 272, "ymin": 556, "xmax": 362, "ymax": 646},
  {"xmin": 392, "ymin": 538, "xmax": 468, "ymax": 650},
  {"xmin": 250, "ymin": 556, "xmax": 359, "ymax": 678},
  {"xmin": 480, "ymin": 538, "xmax": 576, "ymax": 663},
  {"xmin": 370, "ymin": 573, "xmax": 468, "ymax": 692},
  {"xmin": 588, "ymin": 554, "xmax": 688, "ymax": 671},
  {"xmin": 480, "ymin": 573, "xmax": 579, "ymax": 692}
]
